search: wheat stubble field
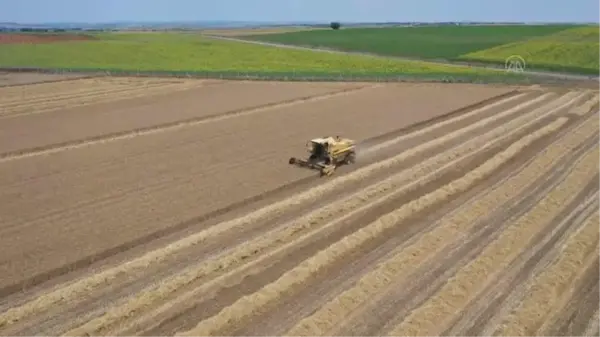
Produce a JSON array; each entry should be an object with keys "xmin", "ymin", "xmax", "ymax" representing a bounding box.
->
[{"xmin": 0, "ymin": 73, "xmax": 598, "ymax": 336}]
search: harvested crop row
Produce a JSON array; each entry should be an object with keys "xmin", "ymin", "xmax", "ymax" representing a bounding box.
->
[
  {"xmin": 571, "ymin": 93, "xmax": 599, "ymax": 116},
  {"xmin": 0, "ymin": 78, "xmax": 111, "ymax": 100},
  {"xmin": 285, "ymin": 115, "xmax": 597, "ymax": 336},
  {"xmin": 0, "ymin": 77, "xmax": 200, "ymax": 100},
  {"xmin": 107, "ymin": 90, "xmax": 573, "ymax": 336},
  {"xmin": 364, "ymin": 89, "xmax": 588, "ymax": 159},
  {"xmin": 388, "ymin": 137, "xmax": 599, "ymax": 336},
  {"xmin": 174, "ymin": 116, "xmax": 569, "ymax": 337},
  {"xmin": 0, "ymin": 79, "xmax": 201, "ymax": 108},
  {"xmin": 362, "ymin": 92, "xmax": 528, "ymax": 155},
  {"xmin": 364, "ymin": 90, "xmax": 583, "ymax": 157},
  {"xmin": 445, "ymin": 180, "xmax": 600, "ymax": 336},
  {"xmin": 67, "ymin": 89, "xmax": 558, "ymax": 336},
  {"xmin": 1, "ymin": 81, "xmax": 208, "ymax": 117},
  {"xmin": 522, "ymin": 198, "xmax": 599, "ymax": 336},
  {"xmin": 493, "ymin": 210, "xmax": 599, "ymax": 336},
  {"xmin": 583, "ymin": 310, "xmax": 600, "ymax": 336},
  {"xmin": 0, "ymin": 73, "xmax": 92, "ymax": 88},
  {"xmin": 0, "ymin": 90, "xmax": 565, "ymax": 328},
  {"xmin": 0, "ymin": 90, "xmax": 561, "ymax": 328},
  {"xmin": 0, "ymin": 78, "xmax": 182, "ymax": 104}
]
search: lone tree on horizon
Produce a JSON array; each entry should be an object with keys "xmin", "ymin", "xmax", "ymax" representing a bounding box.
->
[{"xmin": 330, "ymin": 22, "xmax": 341, "ymax": 30}]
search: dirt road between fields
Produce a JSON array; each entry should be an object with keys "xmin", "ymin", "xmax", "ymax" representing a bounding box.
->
[
  {"xmin": 203, "ymin": 35, "xmax": 599, "ymax": 83},
  {"xmin": 0, "ymin": 79, "xmax": 597, "ymax": 336}
]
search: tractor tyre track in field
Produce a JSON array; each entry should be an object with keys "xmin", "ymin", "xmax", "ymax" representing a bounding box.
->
[{"xmin": 0, "ymin": 80, "xmax": 597, "ymax": 336}]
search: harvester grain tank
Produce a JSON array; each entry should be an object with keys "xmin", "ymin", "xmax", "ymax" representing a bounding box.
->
[{"xmin": 288, "ymin": 136, "xmax": 356, "ymax": 176}]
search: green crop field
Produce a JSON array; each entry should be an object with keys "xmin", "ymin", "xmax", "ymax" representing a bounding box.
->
[
  {"xmin": 459, "ymin": 26, "xmax": 600, "ymax": 75},
  {"xmin": 0, "ymin": 32, "xmax": 518, "ymax": 81},
  {"xmin": 242, "ymin": 25, "xmax": 576, "ymax": 60}
]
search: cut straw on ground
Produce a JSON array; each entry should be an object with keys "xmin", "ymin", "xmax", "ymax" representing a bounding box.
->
[
  {"xmin": 571, "ymin": 92, "xmax": 599, "ymax": 116},
  {"xmin": 285, "ymin": 115, "xmax": 599, "ymax": 336},
  {"xmin": 0, "ymin": 79, "xmax": 210, "ymax": 117},
  {"xmin": 387, "ymin": 138, "xmax": 599, "ymax": 336},
  {"xmin": 0, "ymin": 90, "xmax": 557, "ymax": 329},
  {"xmin": 107, "ymin": 90, "xmax": 579, "ymax": 336},
  {"xmin": 63, "ymin": 91, "xmax": 577, "ymax": 336},
  {"xmin": 493, "ymin": 211, "xmax": 599, "ymax": 336},
  {"xmin": 174, "ymin": 115, "xmax": 569, "ymax": 336}
]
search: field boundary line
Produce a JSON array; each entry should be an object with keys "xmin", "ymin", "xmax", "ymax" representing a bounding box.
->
[
  {"xmin": 86, "ymin": 88, "xmax": 563, "ymax": 336},
  {"xmin": 174, "ymin": 115, "xmax": 569, "ymax": 336},
  {"xmin": 494, "ymin": 209, "xmax": 599, "ymax": 335},
  {"xmin": 0, "ymin": 89, "xmax": 521, "ymax": 310},
  {"xmin": 0, "ymin": 84, "xmax": 376, "ymax": 161},
  {"xmin": 0, "ymin": 67, "xmax": 534, "ymax": 85},
  {"xmin": 0, "ymin": 75, "xmax": 100, "ymax": 88},
  {"xmin": 283, "ymin": 116, "xmax": 577, "ymax": 336},
  {"xmin": 387, "ymin": 140, "xmax": 599, "ymax": 336}
]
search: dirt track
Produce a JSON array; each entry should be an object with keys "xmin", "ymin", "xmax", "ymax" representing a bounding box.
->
[{"xmin": 0, "ymin": 76, "xmax": 598, "ymax": 336}]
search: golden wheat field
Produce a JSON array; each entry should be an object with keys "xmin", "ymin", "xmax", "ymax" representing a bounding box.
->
[{"xmin": 0, "ymin": 73, "xmax": 598, "ymax": 336}]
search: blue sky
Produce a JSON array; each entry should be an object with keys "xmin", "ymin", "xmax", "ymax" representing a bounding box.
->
[{"xmin": 2, "ymin": 0, "xmax": 599, "ymax": 24}]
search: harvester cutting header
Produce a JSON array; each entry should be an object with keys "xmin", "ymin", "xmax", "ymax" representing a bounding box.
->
[{"xmin": 288, "ymin": 136, "xmax": 356, "ymax": 177}]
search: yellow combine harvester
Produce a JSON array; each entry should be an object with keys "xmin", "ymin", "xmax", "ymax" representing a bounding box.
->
[{"xmin": 288, "ymin": 136, "xmax": 356, "ymax": 176}]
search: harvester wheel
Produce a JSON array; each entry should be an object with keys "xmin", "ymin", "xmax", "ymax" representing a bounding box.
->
[
  {"xmin": 289, "ymin": 157, "xmax": 296, "ymax": 165},
  {"xmin": 346, "ymin": 152, "xmax": 356, "ymax": 164}
]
